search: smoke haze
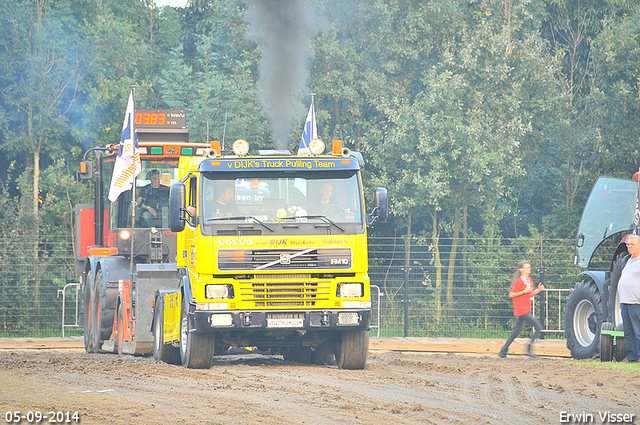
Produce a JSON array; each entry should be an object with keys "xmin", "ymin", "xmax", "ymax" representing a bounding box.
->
[{"xmin": 246, "ymin": 0, "xmax": 315, "ymax": 150}]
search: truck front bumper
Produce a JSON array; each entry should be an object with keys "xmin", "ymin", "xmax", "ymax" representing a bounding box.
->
[{"xmin": 193, "ymin": 308, "xmax": 371, "ymax": 332}]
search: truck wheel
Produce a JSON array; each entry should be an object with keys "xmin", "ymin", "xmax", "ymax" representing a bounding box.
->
[
  {"xmin": 599, "ymin": 322, "xmax": 614, "ymax": 362},
  {"xmin": 179, "ymin": 297, "xmax": 215, "ymax": 369},
  {"xmin": 82, "ymin": 273, "xmax": 95, "ymax": 353},
  {"xmin": 288, "ymin": 347, "xmax": 312, "ymax": 364},
  {"xmin": 336, "ymin": 330, "xmax": 369, "ymax": 369},
  {"xmin": 564, "ymin": 278, "xmax": 603, "ymax": 359},
  {"xmin": 614, "ymin": 324, "xmax": 627, "ymax": 362},
  {"xmin": 153, "ymin": 301, "xmax": 180, "ymax": 365},
  {"xmin": 311, "ymin": 344, "xmax": 336, "ymax": 365}
]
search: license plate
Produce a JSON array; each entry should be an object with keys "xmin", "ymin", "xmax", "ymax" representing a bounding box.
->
[{"xmin": 267, "ymin": 318, "xmax": 304, "ymax": 328}]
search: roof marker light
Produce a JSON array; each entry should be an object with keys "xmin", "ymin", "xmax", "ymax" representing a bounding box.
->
[
  {"xmin": 309, "ymin": 138, "xmax": 325, "ymax": 155},
  {"xmin": 233, "ymin": 139, "xmax": 249, "ymax": 156}
]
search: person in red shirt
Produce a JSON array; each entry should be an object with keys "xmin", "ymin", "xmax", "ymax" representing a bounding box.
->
[{"xmin": 498, "ymin": 261, "xmax": 545, "ymax": 358}]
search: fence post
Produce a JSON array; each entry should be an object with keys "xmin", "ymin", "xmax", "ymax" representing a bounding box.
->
[
  {"xmin": 538, "ymin": 237, "xmax": 546, "ymax": 339},
  {"xmin": 403, "ymin": 266, "xmax": 410, "ymax": 337},
  {"xmin": 403, "ymin": 233, "xmax": 410, "ymax": 337}
]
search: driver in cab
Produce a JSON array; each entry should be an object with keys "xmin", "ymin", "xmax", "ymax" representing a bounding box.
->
[
  {"xmin": 311, "ymin": 182, "xmax": 345, "ymax": 219},
  {"xmin": 319, "ymin": 182, "xmax": 333, "ymax": 206},
  {"xmin": 214, "ymin": 185, "xmax": 240, "ymax": 217},
  {"xmin": 138, "ymin": 169, "xmax": 169, "ymax": 227}
]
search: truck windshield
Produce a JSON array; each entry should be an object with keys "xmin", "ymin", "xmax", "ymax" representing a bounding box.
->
[
  {"xmin": 201, "ymin": 172, "xmax": 363, "ymax": 227},
  {"xmin": 575, "ymin": 177, "xmax": 637, "ymax": 268}
]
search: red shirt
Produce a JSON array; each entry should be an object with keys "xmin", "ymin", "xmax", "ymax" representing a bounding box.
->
[{"xmin": 511, "ymin": 275, "xmax": 534, "ymax": 317}]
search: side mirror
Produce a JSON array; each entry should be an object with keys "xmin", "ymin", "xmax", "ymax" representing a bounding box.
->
[
  {"xmin": 368, "ymin": 187, "xmax": 388, "ymax": 224},
  {"xmin": 79, "ymin": 161, "xmax": 93, "ymax": 180},
  {"xmin": 169, "ymin": 182, "xmax": 186, "ymax": 233}
]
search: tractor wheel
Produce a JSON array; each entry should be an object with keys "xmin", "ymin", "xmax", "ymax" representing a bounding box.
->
[
  {"xmin": 82, "ymin": 272, "xmax": 95, "ymax": 353},
  {"xmin": 90, "ymin": 272, "xmax": 103, "ymax": 353},
  {"xmin": 599, "ymin": 322, "xmax": 614, "ymax": 362},
  {"xmin": 115, "ymin": 305, "xmax": 125, "ymax": 356},
  {"xmin": 614, "ymin": 324, "xmax": 627, "ymax": 362},
  {"xmin": 179, "ymin": 295, "xmax": 215, "ymax": 369},
  {"xmin": 564, "ymin": 278, "xmax": 603, "ymax": 359},
  {"xmin": 153, "ymin": 300, "xmax": 180, "ymax": 365},
  {"xmin": 336, "ymin": 330, "xmax": 369, "ymax": 369}
]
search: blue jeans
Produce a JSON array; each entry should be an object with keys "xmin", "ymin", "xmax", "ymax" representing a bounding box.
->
[
  {"xmin": 500, "ymin": 312, "xmax": 542, "ymax": 355},
  {"xmin": 621, "ymin": 303, "xmax": 640, "ymax": 362}
]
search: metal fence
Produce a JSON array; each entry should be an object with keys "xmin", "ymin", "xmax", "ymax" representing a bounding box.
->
[
  {"xmin": 0, "ymin": 235, "xmax": 580, "ymax": 339},
  {"xmin": 366, "ymin": 236, "xmax": 578, "ymax": 339}
]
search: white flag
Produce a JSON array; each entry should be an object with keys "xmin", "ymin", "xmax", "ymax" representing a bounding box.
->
[
  {"xmin": 108, "ymin": 91, "xmax": 141, "ymax": 202},
  {"xmin": 297, "ymin": 102, "xmax": 317, "ymax": 156}
]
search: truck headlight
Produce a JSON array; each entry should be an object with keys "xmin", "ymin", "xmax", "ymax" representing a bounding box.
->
[
  {"xmin": 205, "ymin": 284, "xmax": 233, "ymax": 299},
  {"xmin": 337, "ymin": 283, "xmax": 363, "ymax": 298}
]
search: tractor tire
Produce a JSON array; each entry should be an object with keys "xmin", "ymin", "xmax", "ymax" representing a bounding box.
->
[
  {"xmin": 336, "ymin": 330, "xmax": 369, "ymax": 369},
  {"xmin": 153, "ymin": 301, "xmax": 180, "ymax": 365},
  {"xmin": 614, "ymin": 324, "xmax": 627, "ymax": 362},
  {"xmin": 599, "ymin": 322, "xmax": 614, "ymax": 362},
  {"xmin": 179, "ymin": 296, "xmax": 215, "ymax": 369},
  {"xmin": 564, "ymin": 278, "xmax": 603, "ymax": 359},
  {"xmin": 90, "ymin": 275, "xmax": 103, "ymax": 353},
  {"xmin": 82, "ymin": 273, "xmax": 95, "ymax": 353},
  {"xmin": 115, "ymin": 305, "xmax": 124, "ymax": 356}
]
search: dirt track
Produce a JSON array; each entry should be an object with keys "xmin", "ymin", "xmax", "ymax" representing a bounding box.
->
[{"xmin": 0, "ymin": 339, "xmax": 638, "ymax": 425}]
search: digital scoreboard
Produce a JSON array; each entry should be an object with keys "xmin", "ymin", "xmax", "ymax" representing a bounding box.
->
[{"xmin": 135, "ymin": 109, "xmax": 186, "ymax": 129}]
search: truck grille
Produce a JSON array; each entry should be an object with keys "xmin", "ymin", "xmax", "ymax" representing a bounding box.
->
[
  {"xmin": 218, "ymin": 247, "xmax": 352, "ymax": 271},
  {"xmin": 239, "ymin": 280, "xmax": 331, "ymax": 307}
]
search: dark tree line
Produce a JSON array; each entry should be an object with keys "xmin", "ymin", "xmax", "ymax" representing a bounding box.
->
[{"xmin": 1, "ymin": 0, "xmax": 640, "ymax": 247}]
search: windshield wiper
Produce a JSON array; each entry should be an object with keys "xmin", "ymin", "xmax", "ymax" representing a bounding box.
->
[
  {"xmin": 298, "ymin": 215, "xmax": 345, "ymax": 231},
  {"xmin": 207, "ymin": 215, "xmax": 274, "ymax": 232}
]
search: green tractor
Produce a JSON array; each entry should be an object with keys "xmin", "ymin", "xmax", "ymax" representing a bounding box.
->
[{"xmin": 566, "ymin": 177, "xmax": 636, "ymax": 360}]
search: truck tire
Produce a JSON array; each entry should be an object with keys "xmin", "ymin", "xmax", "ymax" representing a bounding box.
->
[
  {"xmin": 564, "ymin": 278, "xmax": 603, "ymax": 359},
  {"xmin": 614, "ymin": 324, "xmax": 627, "ymax": 362},
  {"xmin": 311, "ymin": 344, "xmax": 336, "ymax": 365},
  {"xmin": 82, "ymin": 273, "xmax": 95, "ymax": 353},
  {"xmin": 284, "ymin": 347, "xmax": 312, "ymax": 364},
  {"xmin": 153, "ymin": 301, "xmax": 180, "ymax": 365},
  {"xmin": 179, "ymin": 297, "xmax": 215, "ymax": 369},
  {"xmin": 599, "ymin": 322, "xmax": 614, "ymax": 362},
  {"xmin": 336, "ymin": 330, "xmax": 369, "ymax": 369}
]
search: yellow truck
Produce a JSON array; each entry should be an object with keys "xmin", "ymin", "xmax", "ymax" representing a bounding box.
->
[{"xmin": 152, "ymin": 139, "xmax": 387, "ymax": 369}]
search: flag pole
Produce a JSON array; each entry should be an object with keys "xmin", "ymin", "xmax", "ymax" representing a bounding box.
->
[{"xmin": 129, "ymin": 85, "xmax": 137, "ymax": 283}]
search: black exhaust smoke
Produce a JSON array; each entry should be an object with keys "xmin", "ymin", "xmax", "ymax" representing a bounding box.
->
[{"xmin": 246, "ymin": 0, "xmax": 315, "ymax": 150}]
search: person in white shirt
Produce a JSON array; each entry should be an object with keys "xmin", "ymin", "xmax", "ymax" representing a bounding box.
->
[{"xmin": 618, "ymin": 234, "xmax": 640, "ymax": 363}]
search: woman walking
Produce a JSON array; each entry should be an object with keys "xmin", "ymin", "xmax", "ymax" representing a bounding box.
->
[{"xmin": 498, "ymin": 261, "xmax": 545, "ymax": 358}]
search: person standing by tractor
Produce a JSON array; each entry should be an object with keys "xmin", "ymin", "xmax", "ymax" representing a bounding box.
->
[
  {"xmin": 618, "ymin": 235, "xmax": 640, "ymax": 363},
  {"xmin": 498, "ymin": 261, "xmax": 545, "ymax": 358}
]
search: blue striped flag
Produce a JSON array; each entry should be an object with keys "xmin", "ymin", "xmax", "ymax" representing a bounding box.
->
[
  {"xmin": 297, "ymin": 102, "xmax": 317, "ymax": 156},
  {"xmin": 108, "ymin": 91, "xmax": 141, "ymax": 202}
]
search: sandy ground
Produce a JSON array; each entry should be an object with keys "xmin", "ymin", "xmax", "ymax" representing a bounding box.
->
[{"xmin": 0, "ymin": 339, "xmax": 638, "ymax": 425}]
